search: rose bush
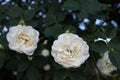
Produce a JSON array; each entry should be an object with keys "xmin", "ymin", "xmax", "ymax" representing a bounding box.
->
[{"xmin": 0, "ymin": 0, "xmax": 120, "ymax": 80}]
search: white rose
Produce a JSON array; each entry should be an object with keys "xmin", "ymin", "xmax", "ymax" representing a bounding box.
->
[
  {"xmin": 6, "ymin": 25, "xmax": 39, "ymax": 55},
  {"xmin": 97, "ymin": 51, "xmax": 117, "ymax": 76},
  {"xmin": 51, "ymin": 33, "xmax": 89, "ymax": 68}
]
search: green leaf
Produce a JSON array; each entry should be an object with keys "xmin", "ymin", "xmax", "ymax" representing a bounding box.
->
[
  {"xmin": 32, "ymin": 56, "xmax": 47, "ymax": 68},
  {"xmin": 56, "ymin": 12, "xmax": 66, "ymax": 22},
  {"xmin": 44, "ymin": 12, "xmax": 66, "ymax": 25},
  {"xmin": 0, "ymin": 51, "xmax": 5, "ymax": 69},
  {"xmin": 106, "ymin": 27, "xmax": 117, "ymax": 38},
  {"xmin": 17, "ymin": 61, "xmax": 30, "ymax": 72},
  {"xmin": 48, "ymin": 3, "xmax": 61, "ymax": 14},
  {"xmin": 109, "ymin": 51, "xmax": 120, "ymax": 69},
  {"xmin": 10, "ymin": 18, "xmax": 20, "ymax": 25},
  {"xmin": 17, "ymin": 72, "xmax": 24, "ymax": 80},
  {"xmin": 4, "ymin": 57, "xmax": 17, "ymax": 70},
  {"xmin": 62, "ymin": 0, "xmax": 80, "ymax": 10},
  {"xmin": 0, "ymin": 3, "xmax": 11, "ymax": 13},
  {"xmin": 0, "ymin": 33, "xmax": 8, "ymax": 49},
  {"xmin": 44, "ymin": 14, "xmax": 57, "ymax": 25},
  {"xmin": 44, "ymin": 4, "xmax": 66, "ymax": 25},
  {"xmin": 53, "ymin": 69, "xmax": 68, "ymax": 80},
  {"xmin": 44, "ymin": 24, "xmax": 64, "ymax": 38},
  {"xmin": 26, "ymin": 65, "xmax": 41, "ymax": 80},
  {"xmin": 92, "ymin": 41, "xmax": 108, "ymax": 53},
  {"xmin": 76, "ymin": 0, "xmax": 107, "ymax": 19},
  {"xmin": 53, "ymin": 62, "xmax": 64, "ymax": 70},
  {"xmin": 69, "ymin": 70, "xmax": 86, "ymax": 80},
  {"xmin": 109, "ymin": 36, "xmax": 120, "ymax": 50},
  {"xmin": 95, "ymin": 31, "xmax": 106, "ymax": 39},
  {"xmin": 0, "ymin": 61, "xmax": 4, "ymax": 69},
  {"xmin": 23, "ymin": 9, "xmax": 36, "ymax": 21},
  {"xmin": 27, "ymin": 20, "xmax": 38, "ymax": 27},
  {"xmin": 0, "ymin": 13, "xmax": 2, "ymax": 22},
  {"xmin": 54, "ymin": 69, "xmax": 86, "ymax": 80},
  {"xmin": 8, "ymin": 7, "xmax": 23, "ymax": 18}
]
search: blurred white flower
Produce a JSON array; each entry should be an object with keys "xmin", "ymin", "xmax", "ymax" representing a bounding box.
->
[
  {"xmin": 0, "ymin": 44, "xmax": 4, "ymax": 49},
  {"xmin": 6, "ymin": 25, "xmax": 39, "ymax": 55},
  {"xmin": 43, "ymin": 64, "xmax": 50, "ymax": 71},
  {"xmin": 43, "ymin": 40, "xmax": 48, "ymax": 45},
  {"xmin": 41, "ymin": 49, "xmax": 49, "ymax": 57},
  {"xmin": 28, "ymin": 56, "xmax": 33, "ymax": 61},
  {"xmin": 13, "ymin": 71, "xmax": 17, "ymax": 76},
  {"xmin": 95, "ymin": 19, "xmax": 104, "ymax": 26},
  {"xmin": 51, "ymin": 33, "xmax": 89, "ymax": 68},
  {"xmin": 97, "ymin": 51, "xmax": 117, "ymax": 76}
]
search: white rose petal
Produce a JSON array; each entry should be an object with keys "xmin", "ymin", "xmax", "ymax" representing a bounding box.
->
[
  {"xmin": 97, "ymin": 51, "xmax": 117, "ymax": 76},
  {"xmin": 51, "ymin": 33, "xmax": 89, "ymax": 68},
  {"xmin": 6, "ymin": 25, "xmax": 39, "ymax": 55}
]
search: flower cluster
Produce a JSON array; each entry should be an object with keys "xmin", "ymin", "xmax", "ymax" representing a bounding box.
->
[
  {"xmin": 7, "ymin": 25, "xmax": 90, "ymax": 68},
  {"xmin": 51, "ymin": 33, "xmax": 89, "ymax": 68},
  {"xmin": 97, "ymin": 51, "xmax": 117, "ymax": 76},
  {"xmin": 7, "ymin": 25, "xmax": 39, "ymax": 55}
]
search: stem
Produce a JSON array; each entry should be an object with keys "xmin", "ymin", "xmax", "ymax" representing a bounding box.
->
[
  {"xmin": 91, "ymin": 52, "xmax": 103, "ymax": 80},
  {"xmin": 104, "ymin": 4, "xmax": 112, "ymax": 21}
]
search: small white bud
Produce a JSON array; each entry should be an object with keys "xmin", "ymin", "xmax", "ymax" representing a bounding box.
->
[
  {"xmin": 41, "ymin": 49, "xmax": 49, "ymax": 57},
  {"xmin": 28, "ymin": 56, "xmax": 33, "ymax": 61},
  {"xmin": 43, "ymin": 64, "xmax": 50, "ymax": 71},
  {"xmin": 13, "ymin": 71, "xmax": 17, "ymax": 76}
]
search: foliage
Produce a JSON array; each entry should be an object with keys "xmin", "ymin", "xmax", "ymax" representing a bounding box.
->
[{"xmin": 0, "ymin": 0, "xmax": 120, "ymax": 80}]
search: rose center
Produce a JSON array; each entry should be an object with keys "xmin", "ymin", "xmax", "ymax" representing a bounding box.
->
[
  {"xmin": 62, "ymin": 47, "xmax": 78, "ymax": 58},
  {"xmin": 18, "ymin": 33, "xmax": 30, "ymax": 45}
]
